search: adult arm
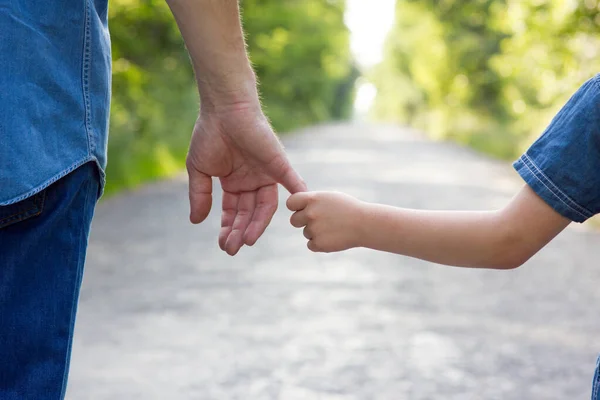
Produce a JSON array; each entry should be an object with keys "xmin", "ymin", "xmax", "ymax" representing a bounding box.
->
[{"xmin": 166, "ymin": 0, "xmax": 307, "ymax": 255}]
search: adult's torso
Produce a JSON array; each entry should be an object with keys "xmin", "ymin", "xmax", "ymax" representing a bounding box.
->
[{"xmin": 0, "ymin": 0, "xmax": 111, "ymax": 205}]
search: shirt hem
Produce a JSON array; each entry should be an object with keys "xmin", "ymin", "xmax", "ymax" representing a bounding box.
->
[
  {"xmin": 513, "ymin": 154, "xmax": 592, "ymax": 223},
  {"xmin": 0, "ymin": 157, "xmax": 106, "ymax": 206}
]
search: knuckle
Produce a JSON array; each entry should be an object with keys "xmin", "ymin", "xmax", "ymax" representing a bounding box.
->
[
  {"xmin": 236, "ymin": 210, "xmax": 251, "ymax": 218},
  {"xmin": 185, "ymin": 156, "xmax": 195, "ymax": 171}
]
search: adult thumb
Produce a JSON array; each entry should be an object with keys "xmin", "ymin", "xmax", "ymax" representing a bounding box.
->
[{"xmin": 270, "ymin": 155, "xmax": 307, "ymax": 194}]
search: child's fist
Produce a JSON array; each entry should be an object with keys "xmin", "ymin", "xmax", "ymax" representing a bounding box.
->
[{"xmin": 286, "ymin": 191, "xmax": 365, "ymax": 253}]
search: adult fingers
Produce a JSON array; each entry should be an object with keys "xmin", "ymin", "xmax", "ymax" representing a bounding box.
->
[
  {"xmin": 188, "ymin": 165, "xmax": 213, "ymax": 224},
  {"xmin": 219, "ymin": 191, "xmax": 239, "ymax": 251},
  {"xmin": 224, "ymin": 191, "xmax": 256, "ymax": 256},
  {"xmin": 243, "ymin": 185, "xmax": 278, "ymax": 246}
]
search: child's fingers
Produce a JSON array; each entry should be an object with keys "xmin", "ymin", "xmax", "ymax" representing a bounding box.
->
[
  {"xmin": 286, "ymin": 192, "xmax": 311, "ymax": 211},
  {"xmin": 303, "ymin": 226, "xmax": 314, "ymax": 240},
  {"xmin": 290, "ymin": 211, "xmax": 308, "ymax": 228}
]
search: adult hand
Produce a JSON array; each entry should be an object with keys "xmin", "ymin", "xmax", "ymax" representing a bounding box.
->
[{"xmin": 186, "ymin": 104, "xmax": 307, "ymax": 256}]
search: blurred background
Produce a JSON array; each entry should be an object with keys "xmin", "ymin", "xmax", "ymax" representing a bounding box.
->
[
  {"xmin": 70, "ymin": 1, "xmax": 600, "ymax": 398},
  {"xmin": 105, "ymin": 0, "xmax": 600, "ymax": 194}
]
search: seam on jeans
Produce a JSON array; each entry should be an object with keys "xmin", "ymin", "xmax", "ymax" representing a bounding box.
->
[
  {"xmin": 0, "ymin": 192, "xmax": 47, "ymax": 229},
  {"xmin": 0, "ymin": 156, "xmax": 105, "ymax": 206},
  {"xmin": 0, "ymin": 208, "xmax": 38, "ymax": 228},
  {"xmin": 520, "ymin": 153, "xmax": 592, "ymax": 219},
  {"xmin": 0, "ymin": 199, "xmax": 39, "ymax": 223},
  {"xmin": 59, "ymin": 173, "xmax": 94, "ymax": 400}
]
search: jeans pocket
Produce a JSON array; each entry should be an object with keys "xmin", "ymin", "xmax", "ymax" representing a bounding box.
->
[{"xmin": 0, "ymin": 190, "xmax": 46, "ymax": 230}]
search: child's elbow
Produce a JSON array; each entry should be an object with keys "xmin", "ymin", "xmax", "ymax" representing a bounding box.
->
[
  {"xmin": 490, "ymin": 255, "xmax": 528, "ymax": 270},
  {"xmin": 488, "ymin": 233, "xmax": 536, "ymax": 270}
]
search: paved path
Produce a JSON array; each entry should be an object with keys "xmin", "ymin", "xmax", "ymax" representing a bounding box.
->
[{"xmin": 68, "ymin": 124, "xmax": 600, "ymax": 400}]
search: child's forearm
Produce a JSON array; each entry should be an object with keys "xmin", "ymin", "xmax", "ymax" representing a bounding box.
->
[
  {"xmin": 358, "ymin": 205, "xmax": 518, "ymax": 269},
  {"xmin": 354, "ymin": 185, "xmax": 570, "ymax": 269}
]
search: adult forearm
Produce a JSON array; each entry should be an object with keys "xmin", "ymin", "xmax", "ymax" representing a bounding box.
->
[
  {"xmin": 166, "ymin": 0, "xmax": 258, "ymax": 110},
  {"xmin": 358, "ymin": 205, "xmax": 522, "ymax": 269}
]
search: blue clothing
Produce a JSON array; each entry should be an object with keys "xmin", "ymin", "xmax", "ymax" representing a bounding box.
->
[
  {"xmin": 0, "ymin": 0, "xmax": 111, "ymax": 206},
  {"xmin": 514, "ymin": 74, "xmax": 600, "ymax": 223},
  {"xmin": 1, "ymin": 0, "xmax": 110, "ymax": 396},
  {"xmin": 514, "ymin": 74, "xmax": 600, "ymax": 399},
  {"xmin": 593, "ymin": 355, "xmax": 600, "ymax": 400},
  {"xmin": 0, "ymin": 162, "xmax": 99, "ymax": 400}
]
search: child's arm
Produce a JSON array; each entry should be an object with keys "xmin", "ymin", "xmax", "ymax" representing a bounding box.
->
[{"xmin": 286, "ymin": 185, "xmax": 570, "ymax": 269}]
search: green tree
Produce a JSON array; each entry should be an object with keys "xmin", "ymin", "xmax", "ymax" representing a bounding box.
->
[
  {"xmin": 107, "ymin": 0, "xmax": 197, "ymax": 194},
  {"xmin": 242, "ymin": 0, "xmax": 356, "ymax": 132},
  {"xmin": 105, "ymin": 0, "xmax": 356, "ymax": 195},
  {"xmin": 372, "ymin": 0, "xmax": 600, "ymax": 159}
]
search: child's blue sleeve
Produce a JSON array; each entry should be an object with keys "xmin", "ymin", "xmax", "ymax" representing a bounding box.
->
[{"xmin": 513, "ymin": 74, "xmax": 600, "ymax": 223}]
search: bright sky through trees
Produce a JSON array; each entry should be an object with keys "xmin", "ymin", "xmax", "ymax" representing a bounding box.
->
[{"xmin": 345, "ymin": 0, "xmax": 396, "ymax": 115}]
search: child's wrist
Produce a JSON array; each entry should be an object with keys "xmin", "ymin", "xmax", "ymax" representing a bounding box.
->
[{"xmin": 352, "ymin": 201, "xmax": 373, "ymax": 248}]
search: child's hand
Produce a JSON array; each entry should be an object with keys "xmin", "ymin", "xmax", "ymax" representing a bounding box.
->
[{"xmin": 286, "ymin": 191, "xmax": 366, "ymax": 253}]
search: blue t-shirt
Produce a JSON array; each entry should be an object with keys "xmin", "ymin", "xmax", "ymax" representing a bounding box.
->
[
  {"xmin": 514, "ymin": 74, "xmax": 600, "ymax": 223},
  {"xmin": 0, "ymin": 0, "xmax": 111, "ymax": 205}
]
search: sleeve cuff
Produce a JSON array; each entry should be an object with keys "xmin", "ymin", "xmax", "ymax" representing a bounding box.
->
[{"xmin": 513, "ymin": 153, "xmax": 593, "ymax": 223}]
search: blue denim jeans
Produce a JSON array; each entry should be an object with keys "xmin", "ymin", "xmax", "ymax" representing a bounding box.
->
[
  {"xmin": 592, "ymin": 356, "xmax": 600, "ymax": 400},
  {"xmin": 0, "ymin": 162, "xmax": 98, "ymax": 400}
]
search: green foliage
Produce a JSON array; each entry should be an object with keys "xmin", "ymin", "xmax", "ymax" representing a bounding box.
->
[
  {"xmin": 372, "ymin": 0, "xmax": 600, "ymax": 159},
  {"xmin": 241, "ymin": 0, "xmax": 356, "ymax": 131},
  {"xmin": 106, "ymin": 0, "xmax": 197, "ymax": 195},
  {"xmin": 105, "ymin": 0, "xmax": 355, "ymax": 195}
]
